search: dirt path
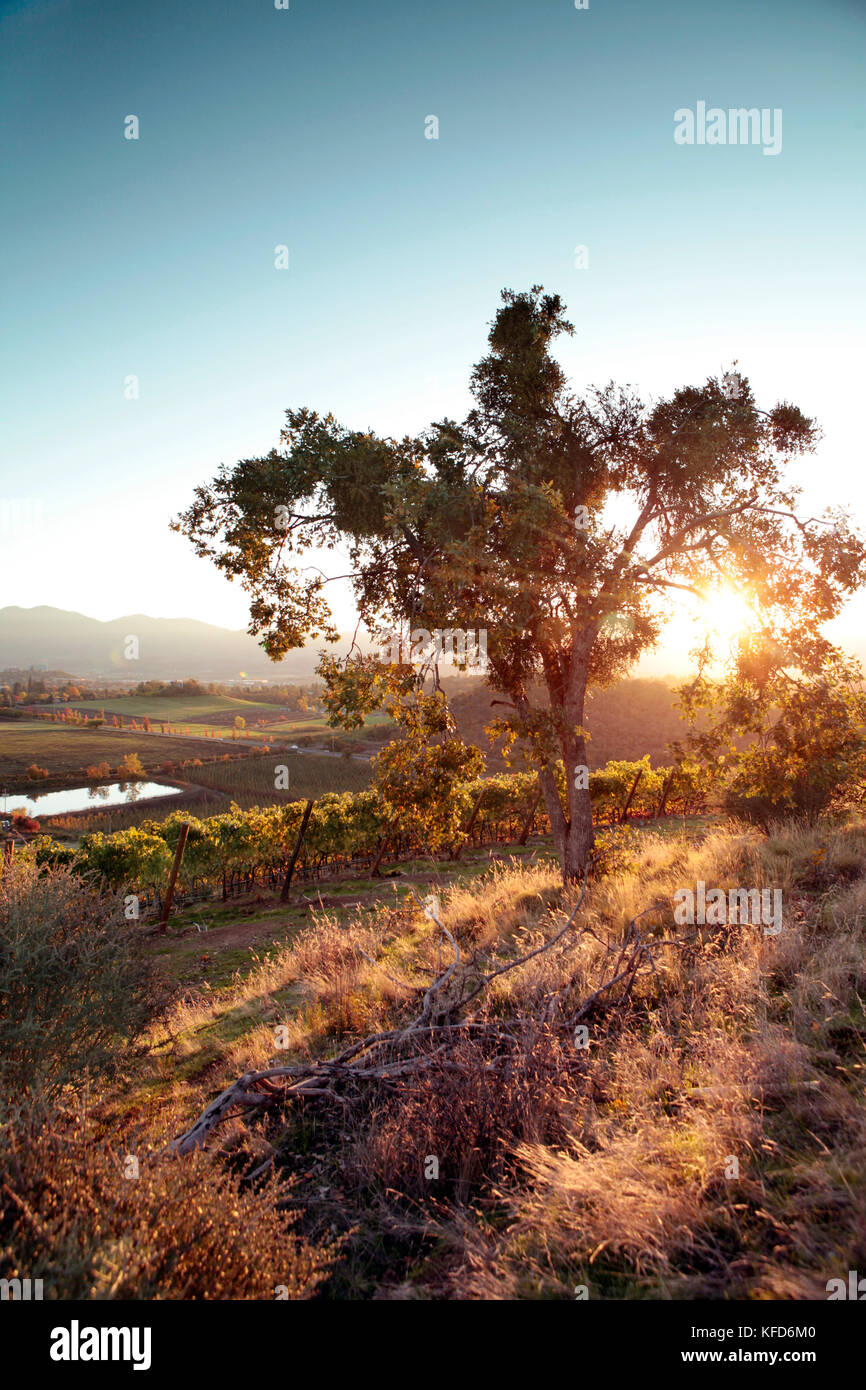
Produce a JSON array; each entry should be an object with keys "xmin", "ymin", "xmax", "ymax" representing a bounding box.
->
[{"xmin": 171, "ymin": 864, "xmax": 499, "ymax": 952}]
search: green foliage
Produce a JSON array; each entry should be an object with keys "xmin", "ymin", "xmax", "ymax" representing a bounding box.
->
[
  {"xmin": 590, "ymin": 824, "xmax": 638, "ymax": 876},
  {"xmin": 676, "ymin": 639, "xmax": 866, "ymax": 828},
  {"xmin": 38, "ymin": 748, "xmax": 713, "ymax": 901},
  {"xmin": 79, "ymin": 826, "xmax": 174, "ymax": 889},
  {"xmin": 371, "ymin": 688, "xmax": 484, "ymax": 851},
  {"xmin": 175, "ymin": 286, "xmax": 862, "ymax": 880},
  {"xmin": 0, "ymin": 860, "xmax": 159, "ymax": 1108}
]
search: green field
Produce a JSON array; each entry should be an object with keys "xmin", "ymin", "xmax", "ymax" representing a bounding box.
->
[
  {"xmin": 259, "ymin": 710, "xmax": 392, "ymax": 742},
  {"xmin": 67, "ymin": 694, "xmax": 278, "ymax": 722},
  {"xmin": 60, "ymin": 695, "xmax": 393, "ymax": 748}
]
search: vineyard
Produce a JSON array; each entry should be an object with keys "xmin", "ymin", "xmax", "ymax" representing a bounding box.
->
[
  {"xmin": 38, "ymin": 749, "xmax": 374, "ymax": 836},
  {"xmin": 34, "ymin": 755, "xmax": 714, "ymax": 907}
]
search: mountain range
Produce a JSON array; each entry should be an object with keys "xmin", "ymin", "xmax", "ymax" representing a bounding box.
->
[{"xmin": 0, "ymin": 606, "xmax": 362, "ymax": 681}]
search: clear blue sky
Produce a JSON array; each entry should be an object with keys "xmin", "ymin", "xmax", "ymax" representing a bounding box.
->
[{"xmin": 1, "ymin": 0, "xmax": 864, "ymax": 669}]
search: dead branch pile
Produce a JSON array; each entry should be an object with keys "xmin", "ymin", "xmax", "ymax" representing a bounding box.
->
[{"xmin": 171, "ymin": 874, "xmax": 686, "ymax": 1157}]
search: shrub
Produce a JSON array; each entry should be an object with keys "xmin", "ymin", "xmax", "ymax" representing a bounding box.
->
[
  {"xmin": 0, "ymin": 1115, "xmax": 334, "ymax": 1299},
  {"xmin": 0, "ymin": 859, "xmax": 161, "ymax": 1108},
  {"xmin": 33, "ymin": 838, "xmax": 76, "ymax": 870},
  {"xmin": 117, "ymin": 752, "xmax": 146, "ymax": 778},
  {"xmin": 25, "ymin": 763, "xmax": 49, "ymax": 780}
]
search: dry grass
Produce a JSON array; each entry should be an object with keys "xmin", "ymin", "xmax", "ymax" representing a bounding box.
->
[
  {"xmin": 425, "ymin": 819, "xmax": 866, "ymax": 1300},
  {"xmin": 234, "ymin": 818, "xmax": 865, "ymax": 1300},
  {"xmin": 7, "ymin": 816, "xmax": 866, "ymax": 1299}
]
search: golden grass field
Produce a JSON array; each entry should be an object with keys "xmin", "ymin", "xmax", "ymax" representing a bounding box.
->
[{"xmin": 3, "ymin": 815, "xmax": 864, "ymax": 1299}]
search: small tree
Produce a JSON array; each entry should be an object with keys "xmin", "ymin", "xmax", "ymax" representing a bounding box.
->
[
  {"xmin": 371, "ymin": 686, "xmax": 483, "ymax": 853},
  {"xmin": 677, "ymin": 638, "xmax": 866, "ymax": 830},
  {"xmin": 117, "ymin": 752, "xmax": 145, "ymax": 779}
]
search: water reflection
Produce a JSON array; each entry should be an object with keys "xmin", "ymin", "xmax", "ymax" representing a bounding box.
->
[{"xmin": 7, "ymin": 781, "xmax": 185, "ymax": 819}]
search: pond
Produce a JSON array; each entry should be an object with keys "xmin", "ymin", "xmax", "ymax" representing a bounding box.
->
[{"xmin": 4, "ymin": 781, "xmax": 185, "ymax": 819}]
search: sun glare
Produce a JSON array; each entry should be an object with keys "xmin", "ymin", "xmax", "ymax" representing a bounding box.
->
[{"xmin": 703, "ymin": 585, "xmax": 755, "ymax": 644}]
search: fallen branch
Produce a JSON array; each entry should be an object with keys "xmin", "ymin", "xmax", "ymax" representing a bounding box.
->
[{"xmin": 169, "ymin": 874, "xmax": 680, "ymax": 1157}]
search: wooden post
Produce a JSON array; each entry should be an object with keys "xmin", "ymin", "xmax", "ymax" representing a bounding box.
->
[
  {"xmin": 280, "ymin": 799, "xmax": 314, "ymax": 903},
  {"xmin": 620, "ymin": 769, "xmax": 643, "ymax": 824},
  {"xmin": 517, "ymin": 784, "xmax": 542, "ymax": 845},
  {"xmin": 656, "ymin": 769, "xmax": 675, "ymax": 820},
  {"xmin": 451, "ymin": 788, "xmax": 487, "ymax": 861},
  {"xmin": 158, "ymin": 822, "xmax": 189, "ymax": 932}
]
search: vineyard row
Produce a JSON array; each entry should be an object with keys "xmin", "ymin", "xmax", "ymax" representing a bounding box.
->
[{"xmin": 32, "ymin": 757, "xmax": 711, "ymax": 904}]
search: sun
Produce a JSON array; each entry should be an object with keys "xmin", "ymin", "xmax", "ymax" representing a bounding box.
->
[{"xmin": 703, "ymin": 584, "xmax": 755, "ymax": 644}]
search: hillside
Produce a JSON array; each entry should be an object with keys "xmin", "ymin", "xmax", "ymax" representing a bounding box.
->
[
  {"xmin": 4, "ymin": 816, "xmax": 863, "ymax": 1301},
  {"xmin": 0, "ymin": 606, "xmax": 366, "ymax": 682},
  {"xmin": 447, "ymin": 675, "xmax": 689, "ymax": 770}
]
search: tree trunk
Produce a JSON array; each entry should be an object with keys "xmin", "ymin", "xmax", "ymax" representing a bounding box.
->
[
  {"xmin": 656, "ymin": 768, "xmax": 675, "ymax": 819},
  {"xmin": 563, "ymin": 786, "xmax": 595, "ymax": 882},
  {"xmin": 370, "ymin": 820, "xmax": 394, "ymax": 877},
  {"xmin": 558, "ymin": 645, "xmax": 596, "ymax": 882},
  {"xmin": 450, "ymin": 788, "xmax": 486, "ymax": 861},
  {"xmin": 535, "ymin": 754, "xmax": 595, "ymax": 884}
]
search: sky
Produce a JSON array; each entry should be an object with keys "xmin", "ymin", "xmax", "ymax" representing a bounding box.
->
[{"xmin": 1, "ymin": 0, "xmax": 864, "ymax": 675}]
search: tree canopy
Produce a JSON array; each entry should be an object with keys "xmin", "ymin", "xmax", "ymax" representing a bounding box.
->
[{"xmin": 174, "ymin": 286, "xmax": 866, "ymax": 879}]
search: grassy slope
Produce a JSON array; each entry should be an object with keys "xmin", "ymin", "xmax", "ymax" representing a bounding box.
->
[
  {"xmin": 100, "ymin": 815, "xmax": 866, "ymax": 1299},
  {"xmin": 66, "ymin": 694, "xmax": 277, "ymax": 720},
  {"xmin": 447, "ymin": 674, "xmax": 690, "ymax": 771}
]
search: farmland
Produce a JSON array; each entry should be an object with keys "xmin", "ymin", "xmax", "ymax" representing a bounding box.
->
[
  {"xmin": 66, "ymin": 693, "xmax": 278, "ymax": 721},
  {"xmin": 189, "ymin": 748, "xmax": 372, "ymax": 800},
  {"xmin": 41, "ymin": 750, "xmax": 374, "ymax": 835},
  {"xmin": 58, "ymin": 695, "xmax": 393, "ymax": 748},
  {"xmin": 0, "ymin": 721, "xmax": 229, "ymax": 787},
  {"xmin": 0, "ymin": 718, "xmax": 375, "ymax": 835}
]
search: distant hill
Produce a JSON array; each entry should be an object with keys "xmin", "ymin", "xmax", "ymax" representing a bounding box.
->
[{"xmin": 0, "ymin": 606, "xmax": 362, "ymax": 681}]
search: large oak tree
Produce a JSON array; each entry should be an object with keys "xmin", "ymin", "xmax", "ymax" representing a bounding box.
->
[{"xmin": 174, "ymin": 287, "xmax": 866, "ymax": 880}]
